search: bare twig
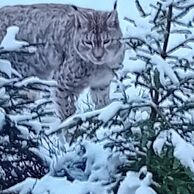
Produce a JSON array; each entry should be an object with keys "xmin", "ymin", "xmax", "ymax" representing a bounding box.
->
[
  {"xmin": 135, "ymin": 0, "xmax": 147, "ymax": 17},
  {"xmin": 161, "ymin": 4, "xmax": 173, "ymax": 58},
  {"xmin": 167, "ymin": 38, "xmax": 194, "ymax": 54}
]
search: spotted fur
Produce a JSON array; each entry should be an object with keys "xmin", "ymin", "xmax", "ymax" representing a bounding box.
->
[{"xmin": 0, "ymin": 3, "xmax": 124, "ymax": 119}]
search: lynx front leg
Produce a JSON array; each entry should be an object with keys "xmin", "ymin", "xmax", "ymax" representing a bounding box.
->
[
  {"xmin": 89, "ymin": 67, "xmax": 114, "ymax": 109},
  {"xmin": 90, "ymin": 85, "xmax": 110, "ymax": 109},
  {"xmin": 54, "ymin": 89, "xmax": 76, "ymax": 120}
]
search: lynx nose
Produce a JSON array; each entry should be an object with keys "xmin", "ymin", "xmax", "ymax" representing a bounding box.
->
[
  {"xmin": 96, "ymin": 56, "xmax": 103, "ymax": 61},
  {"xmin": 93, "ymin": 48, "xmax": 104, "ymax": 60}
]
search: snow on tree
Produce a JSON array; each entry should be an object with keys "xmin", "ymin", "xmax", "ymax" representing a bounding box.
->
[
  {"xmin": 0, "ymin": 26, "xmax": 29, "ymax": 51},
  {"xmin": 2, "ymin": 0, "xmax": 194, "ymax": 194},
  {"xmin": 0, "ymin": 26, "xmax": 59, "ymax": 190}
]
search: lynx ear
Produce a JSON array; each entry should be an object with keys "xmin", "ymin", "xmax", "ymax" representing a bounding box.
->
[
  {"xmin": 72, "ymin": 5, "xmax": 88, "ymax": 28},
  {"xmin": 106, "ymin": 10, "xmax": 118, "ymax": 24},
  {"xmin": 71, "ymin": 5, "xmax": 78, "ymax": 11},
  {"xmin": 113, "ymin": 0, "xmax": 117, "ymax": 10},
  {"xmin": 106, "ymin": 0, "xmax": 118, "ymax": 22}
]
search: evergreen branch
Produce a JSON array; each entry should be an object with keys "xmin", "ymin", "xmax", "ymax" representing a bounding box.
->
[{"xmin": 46, "ymin": 102, "xmax": 151, "ymax": 136}]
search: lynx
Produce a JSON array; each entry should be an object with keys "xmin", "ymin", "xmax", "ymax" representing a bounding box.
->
[{"xmin": 0, "ymin": 3, "xmax": 124, "ymax": 119}]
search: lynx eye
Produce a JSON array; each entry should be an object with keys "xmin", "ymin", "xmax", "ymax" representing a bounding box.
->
[
  {"xmin": 104, "ymin": 39, "xmax": 111, "ymax": 45},
  {"xmin": 84, "ymin": 40, "xmax": 93, "ymax": 46}
]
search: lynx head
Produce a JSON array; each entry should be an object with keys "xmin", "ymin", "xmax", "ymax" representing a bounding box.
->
[{"xmin": 72, "ymin": 2, "xmax": 124, "ymax": 66}]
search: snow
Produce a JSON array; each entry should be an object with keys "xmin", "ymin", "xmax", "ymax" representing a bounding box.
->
[
  {"xmin": 122, "ymin": 50, "xmax": 146, "ymax": 73},
  {"xmin": 174, "ymin": 90, "xmax": 188, "ymax": 102},
  {"xmin": 2, "ymin": 177, "xmax": 37, "ymax": 194},
  {"xmin": 2, "ymin": 140, "xmax": 126, "ymax": 194},
  {"xmin": 0, "ymin": 26, "xmax": 29, "ymax": 51},
  {"xmin": 123, "ymin": 14, "xmax": 157, "ymax": 41},
  {"xmin": 170, "ymin": 129, "xmax": 194, "ymax": 173},
  {"xmin": 0, "ymin": 59, "xmax": 21, "ymax": 78},
  {"xmin": 16, "ymin": 125, "xmax": 29, "ymax": 139},
  {"xmin": 0, "ymin": 87, "xmax": 6, "ymax": 99},
  {"xmin": 47, "ymin": 101, "xmax": 128, "ymax": 135},
  {"xmin": 2, "ymin": 175, "xmax": 108, "ymax": 194},
  {"xmin": 0, "ymin": 108, "xmax": 5, "ymax": 129},
  {"xmin": 118, "ymin": 167, "xmax": 157, "ymax": 194},
  {"xmin": 150, "ymin": 54, "xmax": 179, "ymax": 86},
  {"xmin": 176, "ymin": 68, "xmax": 194, "ymax": 79},
  {"xmin": 135, "ymin": 173, "xmax": 157, "ymax": 194},
  {"xmin": 47, "ymin": 108, "xmax": 101, "ymax": 135},
  {"xmin": 23, "ymin": 120, "xmax": 42, "ymax": 134},
  {"xmin": 0, "ymin": 77, "xmax": 17, "ymax": 87},
  {"xmin": 98, "ymin": 101, "xmax": 128, "ymax": 123},
  {"xmin": 83, "ymin": 141, "xmax": 114, "ymax": 182},
  {"xmin": 153, "ymin": 131, "xmax": 167, "ymax": 156},
  {"xmin": 9, "ymin": 114, "xmax": 33, "ymax": 123},
  {"xmin": 153, "ymin": 129, "xmax": 194, "ymax": 172},
  {"xmin": 14, "ymin": 77, "xmax": 57, "ymax": 87},
  {"xmin": 118, "ymin": 171, "xmax": 141, "ymax": 194},
  {"xmin": 0, "ymin": 0, "xmax": 194, "ymax": 193}
]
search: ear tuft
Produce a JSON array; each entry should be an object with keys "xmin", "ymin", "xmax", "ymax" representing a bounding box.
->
[
  {"xmin": 113, "ymin": 0, "xmax": 117, "ymax": 10},
  {"xmin": 72, "ymin": 5, "xmax": 78, "ymax": 11}
]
